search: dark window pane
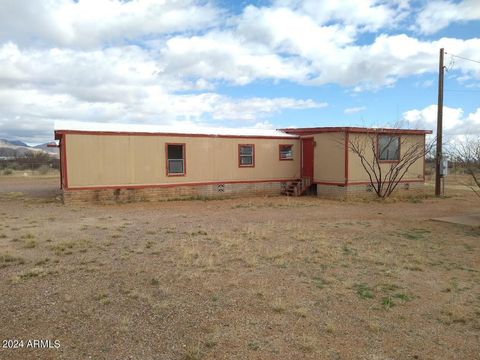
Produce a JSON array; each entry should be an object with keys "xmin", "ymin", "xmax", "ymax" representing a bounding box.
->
[
  {"xmin": 280, "ymin": 145, "xmax": 293, "ymax": 159},
  {"xmin": 379, "ymin": 136, "xmax": 399, "ymax": 160},
  {"xmin": 168, "ymin": 145, "xmax": 183, "ymax": 160},
  {"xmin": 240, "ymin": 155, "xmax": 253, "ymax": 165},
  {"xmin": 239, "ymin": 146, "xmax": 253, "ymax": 155},
  {"xmin": 168, "ymin": 159, "xmax": 184, "ymax": 174}
]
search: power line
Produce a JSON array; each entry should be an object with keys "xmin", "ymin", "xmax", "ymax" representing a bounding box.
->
[
  {"xmin": 445, "ymin": 88, "xmax": 480, "ymax": 93},
  {"xmin": 445, "ymin": 52, "xmax": 480, "ymax": 65},
  {"xmin": 442, "ymin": 51, "xmax": 479, "ymax": 93}
]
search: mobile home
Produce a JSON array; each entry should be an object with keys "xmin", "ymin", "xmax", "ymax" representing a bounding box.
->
[{"xmin": 54, "ymin": 121, "xmax": 431, "ymax": 203}]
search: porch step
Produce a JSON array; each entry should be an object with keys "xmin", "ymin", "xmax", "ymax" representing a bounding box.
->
[{"xmin": 282, "ymin": 179, "xmax": 306, "ymax": 197}]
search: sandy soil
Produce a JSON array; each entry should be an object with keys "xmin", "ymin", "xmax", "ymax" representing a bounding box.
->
[
  {"xmin": 0, "ymin": 175, "xmax": 479, "ymax": 360},
  {"xmin": 0, "ymin": 173, "xmax": 61, "ymax": 198}
]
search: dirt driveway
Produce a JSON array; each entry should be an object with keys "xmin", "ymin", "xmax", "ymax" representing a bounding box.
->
[
  {"xmin": 0, "ymin": 174, "xmax": 61, "ymax": 198},
  {"xmin": 0, "ymin": 176, "xmax": 479, "ymax": 359}
]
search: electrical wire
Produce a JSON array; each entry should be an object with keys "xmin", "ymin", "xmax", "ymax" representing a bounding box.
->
[
  {"xmin": 445, "ymin": 52, "xmax": 480, "ymax": 65},
  {"xmin": 443, "ymin": 51, "xmax": 479, "ymax": 90},
  {"xmin": 445, "ymin": 89, "xmax": 480, "ymax": 93},
  {"xmin": 445, "ymin": 56, "xmax": 455, "ymax": 72}
]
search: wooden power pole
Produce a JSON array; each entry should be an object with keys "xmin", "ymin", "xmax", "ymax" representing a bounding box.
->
[{"xmin": 435, "ymin": 48, "xmax": 444, "ymax": 196}]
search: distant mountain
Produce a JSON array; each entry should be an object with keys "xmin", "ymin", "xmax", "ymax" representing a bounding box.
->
[
  {"xmin": 5, "ymin": 139, "xmax": 29, "ymax": 147},
  {"xmin": 0, "ymin": 139, "xmax": 58, "ymax": 158},
  {"xmin": 0, "ymin": 139, "xmax": 27, "ymax": 148},
  {"xmin": 34, "ymin": 142, "xmax": 59, "ymax": 156}
]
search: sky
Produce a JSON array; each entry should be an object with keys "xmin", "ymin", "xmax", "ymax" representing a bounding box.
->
[{"xmin": 0, "ymin": 0, "xmax": 479, "ymax": 144}]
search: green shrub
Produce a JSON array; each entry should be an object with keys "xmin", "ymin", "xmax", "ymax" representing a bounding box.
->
[{"xmin": 3, "ymin": 169, "xmax": 13, "ymax": 175}]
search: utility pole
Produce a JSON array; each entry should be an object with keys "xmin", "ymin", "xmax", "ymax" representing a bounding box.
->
[{"xmin": 435, "ymin": 48, "xmax": 444, "ymax": 196}]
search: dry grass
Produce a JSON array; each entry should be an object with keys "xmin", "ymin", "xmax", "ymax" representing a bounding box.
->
[
  {"xmin": 0, "ymin": 253, "xmax": 25, "ymax": 268},
  {"xmin": 0, "ymin": 176, "xmax": 479, "ymax": 359}
]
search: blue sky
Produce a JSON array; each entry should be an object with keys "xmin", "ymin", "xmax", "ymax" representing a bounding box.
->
[{"xmin": 0, "ymin": 0, "xmax": 479, "ymax": 144}]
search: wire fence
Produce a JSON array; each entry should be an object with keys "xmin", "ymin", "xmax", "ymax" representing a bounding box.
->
[{"xmin": 0, "ymin": 160, "xmax": 60, "ymax": 172}]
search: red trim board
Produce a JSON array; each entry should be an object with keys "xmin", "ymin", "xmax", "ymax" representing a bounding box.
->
[
  {"xmin": 60, "ymin": 134, "xmax": 68, "ymax": 189},
  {"xmin": 281, "ymin": 127, "xmax": 432, "ymax": 136},
  {"xmin": 55, "ymin": 129, "xmax": 296, "ymax": 140}
]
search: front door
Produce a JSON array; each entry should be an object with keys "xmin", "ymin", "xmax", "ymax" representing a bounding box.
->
[{"xmin": 301, "ymin": 137, "xmax": 314, "ymax": 179}]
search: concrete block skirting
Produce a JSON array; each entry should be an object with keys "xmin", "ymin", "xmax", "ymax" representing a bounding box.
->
[
  {"xmin": 62, "ymin": 181, "xmax": 290, "ymax": 204},
  {"xmin": 316, "ymin": 182, "xmax": 425, "ymax": 199}
]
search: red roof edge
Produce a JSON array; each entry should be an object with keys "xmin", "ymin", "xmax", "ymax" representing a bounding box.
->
[
  {"xmin": 53, "ymin": 129, "xmax": 296, "ymax": 140},
  {"xmin": 279, "ymin": 127, "xmax": 432, "ymax": 135}
]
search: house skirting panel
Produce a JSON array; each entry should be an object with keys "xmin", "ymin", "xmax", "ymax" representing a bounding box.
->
[
  {"xmin": 62, "ymin": 180, "xmax": 291, "ymax": 204},
  {"xmin": 316, "ymin": 182, "xmax": 425, "ymax": 199}
]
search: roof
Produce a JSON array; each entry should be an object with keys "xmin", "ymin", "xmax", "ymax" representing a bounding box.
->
[
  {"xmin": 281, "ymin": 126, "xmax": 432, "ymax": 135},
  {"xmin": 54, "ymin": 120, "xmax": 297, "ymax": 139},
  {"xmin": 54, "ymin": 121, "xmax": 432, "ymax": 140}
]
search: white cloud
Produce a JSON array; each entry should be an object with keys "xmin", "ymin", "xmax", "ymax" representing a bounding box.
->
[
  {"xmin": 344, "ymin": 106, "xmax": 366, "ymax": 114},
  {"xmin": 252, "ymin": 121, "xmax": 275, "ymax": 130},
  {"xmin": 237, "ymin": 5, "xmax": 356, "ymax": 51},
  {"xmin": 0, "ymin": 0, "xmax": 221, "ymax": 48},
  {"xmin": 0, "ymin": 40, "xmax": 328, "ymax": 142},
  {"xmin": 415, "ymin": 0, "xmax": 480, "ymax": 35},
  {"xmin": 161, "ymin": 31, "xmax": 312, "ymax": 85},
  {"xmin": 161, "ymin": 28, "xmax": 480, "ymax": 88},
  {"xmin": 1, "ymin": 1, "xmax": 479, "ymax": 91},
  {"xmin": 466, "ymin": 108, "xmax": 480, "ymax": 127},
  {"xmin": 0, "ymin": 0, "xmax": 479, "ymax": 144},
  {"xmin": 0, "ymin": 86, "xmax": 326, "ymax": 142},
  {"xmin": 415, "ymin": 79, "xmax": 434, "ymax": 88},
  {"xmin": 402, "ymin": 104, "xmax": 480, "ymax": 135},
  {"xmin": 201, "ymin": 95, "xmax": 326, "ymax": 121},
  {"xmin": 274, "ymin": 0, "xmax": 408, "ymax": 32}
]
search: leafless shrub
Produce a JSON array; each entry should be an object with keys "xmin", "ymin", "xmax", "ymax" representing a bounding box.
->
[
  {"xmin": 447, "ymin": 135, "xmax": 480, "ymax": 197},
  {"xmin": 348, "ymin": 131, "xmax": 434, "ymax": 198}
]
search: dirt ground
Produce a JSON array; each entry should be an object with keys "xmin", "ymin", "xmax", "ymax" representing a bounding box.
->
[{"xmin": 0, "ymin": 174, "xmax": 479, "ymax": 360}]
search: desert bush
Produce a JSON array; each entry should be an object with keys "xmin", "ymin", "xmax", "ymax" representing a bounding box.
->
[
  {"xmin": 38, "ymin": 165, "xmax": 50, "ymax": 175},
  {"xmin": 3, "ymin": 169, "xmax": 13, "ymax": 175}
]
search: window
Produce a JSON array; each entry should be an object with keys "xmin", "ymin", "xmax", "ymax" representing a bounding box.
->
[
  {"xmin": 166, "ymin": 143, "xmax": 185, "ymax": 175},
  {"xmin": 279, "ymin": 144, "xmax": 293, "ymax": 160},
  {"xmin": 378, "ymin": 135, "xmax": 400, "ymax": 161},
  {"xmin": 238, "ymin": 144, "xmax": 254, "ymax": 167}
]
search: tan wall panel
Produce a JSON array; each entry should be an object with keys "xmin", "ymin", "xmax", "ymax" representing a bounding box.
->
[
  {"xmin": 348, "ymin": 133, "xmax": 425, "ymax": 182},
  {"xmin": 313, "ymin": 132, "xmax": 345, "ymax": 183},
  {"xmin": 65, "ymin": 134, "xmax": 300, "ymax": 187}
]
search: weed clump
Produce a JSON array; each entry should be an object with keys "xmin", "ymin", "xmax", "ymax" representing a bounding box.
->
[{"xmin": 354, "ymin": 283, "xmax": 374, "ymax": 299}]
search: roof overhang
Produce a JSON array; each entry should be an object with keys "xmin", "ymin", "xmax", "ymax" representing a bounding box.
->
[
  {"xmin": 280, "ymin": 127, "xmax": 432, "ymax": 136},
  {"xmin": 54, "ymin": 120, "xmax": 297, "ymax": 140}
]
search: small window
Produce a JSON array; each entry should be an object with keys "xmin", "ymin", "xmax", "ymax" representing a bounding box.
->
[
  {"xmin": 279, "ymin": 144, "xmax": 293, "ymax": 160},
  {"xmin": 378, "ymin": 135, "xmax": 400, "ymax": 161},
  {"xmin": 166, "ymin": 143, "xmax": 185, "ymax": 175},
  {"xmin": 239, "ymin": 144, "xmax": 254, "ymax": 167}
]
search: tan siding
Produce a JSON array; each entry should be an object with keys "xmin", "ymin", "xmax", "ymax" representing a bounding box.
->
[
  {"xmin": 313, "ymin": 132, "xmax": 345, "ymax": 183},
  {"xmin": 348, "ymin": 133, "xmax": 425, "ymax": 182},
  {"xmin": 65, "ymin": 134, "xmax": 300, "ymax": 187}
]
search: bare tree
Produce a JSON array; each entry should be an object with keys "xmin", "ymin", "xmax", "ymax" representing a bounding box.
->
[
  {"xmin": 447, "ymin": 136, "xmax": 480, "ymax": 197},
  {"xmin": 348, "ymin": 131, "xmax": 433, "ymax": 198}
]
